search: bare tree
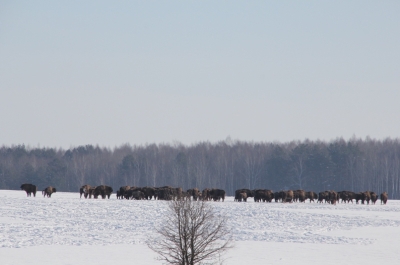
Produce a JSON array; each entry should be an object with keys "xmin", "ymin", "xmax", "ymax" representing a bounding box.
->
[
  {"xmin": 292, "ymin": 154, "xmax": 306, "ymax": 189},
  {"xmin": 147, "ymin": 199, "xmax": 232, "ymax": 265}
]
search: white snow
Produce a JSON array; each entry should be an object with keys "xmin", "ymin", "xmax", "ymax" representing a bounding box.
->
[{"xmin": 0, "ymin": 190, "xmax": 399, "ymax": 264}]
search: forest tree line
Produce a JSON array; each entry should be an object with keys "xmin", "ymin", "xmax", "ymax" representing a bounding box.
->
[{"xmin": 1, "ymin": 137, "xmax": 400, "ymax": 199}]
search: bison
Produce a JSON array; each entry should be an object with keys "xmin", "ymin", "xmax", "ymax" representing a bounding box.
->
[
  {"xmin": 201, "ymin": 188, "xmax": 211, "ymax": 201},
  {"xmin": 305, "ymin": 191, "xmax": 318, "ymax": 203},
  {"xmin": 131, "ymin": 190, "xmax": 144, "ymax": 200},
  {"xmin": 21, "ymin": 183, "xmax": 37, "ymax": 197},
  {"xmin": 237, "ymin": 192, "xmax": 247, "ymax": 202},
  {"xmin": 209, "ymin": 189, "xmax": 226, "ymax": 202},
  {"xmin": 281, "ymin": 190, "xmax": 294, "ymax": 203},
  {"xmin": 253, "ymin": 189, "xmax": 274, "ymax": 202},
  {"xmin": 318, "ymin": 191, "xmax": 328, "ymax": 203},
  {"xmin": 294, "ymin": 190, "xmax": 306, "ymax": 203},
  {"xmin": 338, "ymin": 191, "xmax": 356, "ymax": 203},
  {"xmin": 155, "ymin": 187, "xmax": 173, "ymax": 200},
  {"xmin": 274, "ymin": 191, "xmax": 282, "ymax": 202},
  {"xmin": 80, "ymin": 184, "xmax": 91, "ymax": 199},
  {"xmin": 235, "ymin": 189, "xmax": 254, "ymax": 202},
  {"xmin": 118, "ymin": 186, "xmax": 131, "ymax": 199},
  {"xmin": 380, "ymin": 192, "xmax": 388, "ymax": 205},
  {"xmin": 370, "ymin": 192, "xmax": 378, "ymax": 204},
  {"xmin": 187, "ymin": 188, "xmax": 200, "ymax": 201},
  {"xmin": 142, "ymin": 187, "xmax": 156, "ymax": 200},
  {"xmin": 361, "ymin": 191, "xmax": 371, "ymax": 205},
  {"xmin": 328, "ymin": 190, "xmax": 338, "ymax": 205},
  {"xmin": 93, "ymin": 185, "xmax": 113, "ymax": 199},
  {"xmin": 42, "ymin": 186, "xmax": 56, "ymax": 198}
]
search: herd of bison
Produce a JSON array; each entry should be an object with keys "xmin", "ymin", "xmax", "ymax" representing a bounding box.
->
[{"xmin": 19, "ymin": 183, "xmax": 389, "ymax": 205}]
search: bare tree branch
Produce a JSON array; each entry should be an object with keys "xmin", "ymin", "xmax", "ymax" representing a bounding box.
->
[{"xmin": 147, "ymin": 200, "xmax": 232, "ymax": 265}]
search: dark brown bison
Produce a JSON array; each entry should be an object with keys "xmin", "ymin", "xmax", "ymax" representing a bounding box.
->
[
  {"xmin": 93, "ymin": 185, "xmax": 113, "ymax": 199},
  {"xmin": 118, "ymin": 186, "xmax": 131, "ymax": 199},
  {"xmin": 294, "ymin": 190, "xmax": 306, "ymax": 203},
  {"xmin": 264, "ymin": 190, "xmax": 274, "ymax": 202},
  {"xmin": 131, "ymin": 190, "xmax": 144, "ymax": 200},
  {"xmin": 235, "ymin": 189, "xmax": 254, "ymax": 202},
  {"xmin": 21, "ymin": 183, "xmax": 37, "ymax": 197},
  {"xmin": 124, "ymin": 187, "xmax": 138, "ymax": 199},
  {"xmin": 380, "ymin": 192, "xmax": 388, "ymax": 205},
  {"xmin": 187, "ymin": 188, "xmax": 200, "ymax": 201},
  {"xmin": 42, "ymin": 186, "xmax": 56, "ymax": 198},
  {"xmin": 153, "ymin": 186, "xmax": 176, "ymax": 200},
  {"xmin": 253, "ymin": 189, "xmax": 264, "ymax": 202},
  {"xmin": 237, "ymin": 192, "xmax": 248, "ymax": 202},
  {"xmin": 253, "ymin": 189, "xmax": 274, "ymax": 202},
  {"xmin": 305, "ymin": 191, "xmax": 318, "ymax": 202},
  {"xmin": 318, "ymin": 191, "xmax": 328, "ymax": 203},
  {"xmin": 181, "ymin": 191, "xmax": 191, "ymax": 200},
  {"xmin": 281, "ymin": 190, "xmax": 293, "ymax": 203},
  {"xmin": 201, "ymin": 188, "xmax": 211, "ymax": 201},
  {"xmin": 142, "ymin": 187, "xmax": 156, "ymax": 200},
  {"xmin": 80, "ymin": 184, "xmax": 91, "ymax": 199},
  {"xmin": 293, "ymin": 190, "xmax": 300, "ymax": 202},
  {"xmin": 355, "ymin": 192, "xmax": 362, "ymax": 204},
  {"xmin": 209, "ymin": 189, "xmax": 225, "ymax": 202},
  {"xmin": 154, "ymin": 186, "xmax": 183, "ymax": 200},
  {"xmin": 338, "ymin": 191, "xmax": 356, "ymax": 203},
  {"xmin": 274, "ymin": 191, "xmax": 282, "ymax": 202},
  {"xmin": 173, "ymin": 187, "xmax": 183, "ymax": 200},
  {"xmin": 88, "ymin": 186, "xmax": 96, "ymax": 198},
  {"xmin": 328, "ymin": 190, "xmax": 338, "ymax": 205},
  {"xmin": 155, "ymin": 187, "xmax": 173, "ymax": 200},
  {"xmin": 346, "ymin": 191, "xmax": 357, "ymax": 203},
  {"xmin": 361, "ymin": 191, "xmax": 371, "ymax": 205},
  {"xmin": 124, "ymin": 188, "xmax": 136, "ymax": 199},
  {"xmin": 370, "ymin": 192, "xmax": 378, "ymax": 204}
]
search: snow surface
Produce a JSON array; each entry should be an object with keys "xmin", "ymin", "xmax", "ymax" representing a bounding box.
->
[{"xmin": 0, "ymin": 190, "xmax": 399, "ymax": 264}]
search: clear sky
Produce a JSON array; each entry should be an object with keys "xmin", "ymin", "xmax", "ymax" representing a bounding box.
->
[{"xmin": 1, "ymin": 1, "xmax": 399, "ymax": 149}]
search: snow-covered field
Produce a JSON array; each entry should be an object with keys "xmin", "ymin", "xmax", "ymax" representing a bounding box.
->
[{"xmin": 0, "ymin": 190, "xmax": 399, "ymax": 264}]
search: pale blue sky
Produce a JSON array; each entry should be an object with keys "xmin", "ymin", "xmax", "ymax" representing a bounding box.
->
[{"xmin": 1, "ymin": 1, "xmax": 399, "ymax": 148}]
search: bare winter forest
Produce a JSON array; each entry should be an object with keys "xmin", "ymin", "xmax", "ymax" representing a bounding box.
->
[{"xmin": 1, "ymin": 137, "xmax": 400, "ymax": 199}]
